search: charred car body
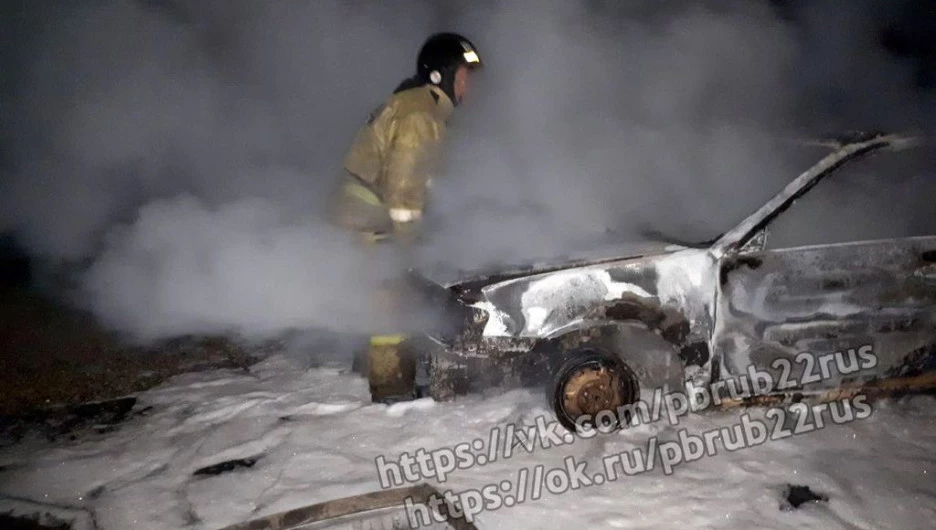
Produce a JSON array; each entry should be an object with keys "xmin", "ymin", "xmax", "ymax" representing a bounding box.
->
[{"xmin": 415, "ymin": 133, "xmax": 936, "ymax": 430}]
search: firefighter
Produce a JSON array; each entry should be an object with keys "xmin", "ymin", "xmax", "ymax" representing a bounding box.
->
[{"xmin": 333, "ymin": 33, "xmax": 483, "ymax": 403}]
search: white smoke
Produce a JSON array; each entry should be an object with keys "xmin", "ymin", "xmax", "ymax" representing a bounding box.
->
[
  {"xmin": 1, "ymin": 0, "xmax": 933, "ymax": 341},
  {"xmin": 82, "ymin": 195, "xmax": 403, "ymax": 339}
]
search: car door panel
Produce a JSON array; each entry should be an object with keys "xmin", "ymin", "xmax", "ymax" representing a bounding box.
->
[{"xmin": 713, "ymin": 236, "xmax": 936, "ymax": 392}]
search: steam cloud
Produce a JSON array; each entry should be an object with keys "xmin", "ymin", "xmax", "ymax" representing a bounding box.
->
[{"xmin": 1, "ymin": 0, "xmax": 933, "ymax": 341}]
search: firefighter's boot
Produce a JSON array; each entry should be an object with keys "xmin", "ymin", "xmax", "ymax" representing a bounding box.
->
[{"xmin": 367, "ymin": 336, "xmax": 416, "ymax": 403}]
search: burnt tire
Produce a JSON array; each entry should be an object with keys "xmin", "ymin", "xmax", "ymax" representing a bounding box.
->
[{"xmin": 548, "ymin": 347, "xmax": 640, "ymax": 434}]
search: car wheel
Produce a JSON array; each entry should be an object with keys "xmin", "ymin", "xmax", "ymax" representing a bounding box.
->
[{"xmin": 548, "ymin": 347, "xmax": 640, "ymax": 434}]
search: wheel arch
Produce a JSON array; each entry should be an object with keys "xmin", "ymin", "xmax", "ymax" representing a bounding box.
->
[{"xmin": 533, "ymin": 295, "xmax": 710, "ymax": 372}]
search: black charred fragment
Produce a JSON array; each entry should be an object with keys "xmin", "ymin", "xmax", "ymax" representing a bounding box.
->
[
  {"xmin": 782, "ymin": 484, "xmax": 829, "ymax": 510},
  {"xmin": 660, "ymin": 317, "xmax": 691, "ymax": 345},
  {"xmin": 678, "ymin": 342, "xmax": 710, "ymax": 367},
  {"xmin": 920, "ymin": 249, "xmax": 936, "ymax": 263},
  {"xmin": 719, "ymin": 256, "xmax": 764, "ymax": 286},
  {"xmin": 886, "ymin": 342, "xmax": 936, "ymax": 378},
  {"xmin": 193, "ymin": 456, "xmax": 259, "ymax": 477}
]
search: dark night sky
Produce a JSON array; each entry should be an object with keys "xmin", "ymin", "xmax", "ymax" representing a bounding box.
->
[{"xmin": 773, "ymin": 0, "xmax": 936, "ymax": 90}]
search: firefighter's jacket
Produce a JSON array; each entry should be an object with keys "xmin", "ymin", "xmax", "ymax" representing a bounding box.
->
[{"xmin": 334, "ymin": 83, "xmax": 454, "ymax": 237}]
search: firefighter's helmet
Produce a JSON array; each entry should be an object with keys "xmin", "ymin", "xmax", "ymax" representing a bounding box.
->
[{"xmin": 416, "ymin": 33, "xmax": 482, "ymax": 104}]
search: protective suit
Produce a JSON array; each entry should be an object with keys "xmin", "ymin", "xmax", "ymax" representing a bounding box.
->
[
  {"xmin": 334, "ymin": 33, "xmax": 481, "ymax": 403},
  {"xmin": 335, "ymin": 82, "xmax": 453, "ymax": 241}
]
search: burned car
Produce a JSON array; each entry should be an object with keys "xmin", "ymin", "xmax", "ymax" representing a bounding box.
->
[{"xmin": 415, "ymin": 132, "xmax": 936, "ymax": 430}]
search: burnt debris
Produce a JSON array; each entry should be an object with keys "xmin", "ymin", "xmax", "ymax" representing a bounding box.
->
[
  {"xmin": 782, "ymin": 484, "xmax": 829, "ymax": 510},
  {"xmin": 193, "ymin": 456, "xmax": 260, "ymax": 477},
  {"xmin": 0, "ymin": 397, "xmax": 142, "ymax": 444}
]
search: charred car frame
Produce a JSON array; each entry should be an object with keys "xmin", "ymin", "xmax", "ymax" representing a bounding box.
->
[{"xmin": 415, "ymin": 133, "xmax": 936, "ymax": 430}]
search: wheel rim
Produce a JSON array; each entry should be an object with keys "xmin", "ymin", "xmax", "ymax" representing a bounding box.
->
[
  {"xmin": 561, "ymin": 363, "xmax": 623, "ymax": 418},
  {"xmin": 556, "ymin": 357, "xmax": 636, "ymax": 431}
]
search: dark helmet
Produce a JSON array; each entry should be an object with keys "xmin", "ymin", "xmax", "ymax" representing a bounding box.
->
[{"xmin": 415, "ymin": 33, "xmax": 482, "ymax": 105}]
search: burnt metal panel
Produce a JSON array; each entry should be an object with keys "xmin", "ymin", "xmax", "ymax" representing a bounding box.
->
[{"xmin": 714, "ymin": 236, "xmax": 936, "ymax": 391}]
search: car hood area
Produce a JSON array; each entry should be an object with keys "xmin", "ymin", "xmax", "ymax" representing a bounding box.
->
[{"xmin": 416, "ymin": 240, "xmax": 685, "ymax": 292}]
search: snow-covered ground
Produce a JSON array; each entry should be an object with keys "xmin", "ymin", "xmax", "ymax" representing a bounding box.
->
[{"xmin": 1, "ymin": 354, "xmax": 935, "ymax": 530}]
